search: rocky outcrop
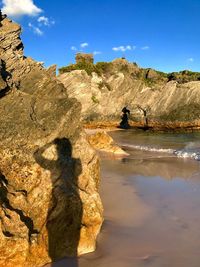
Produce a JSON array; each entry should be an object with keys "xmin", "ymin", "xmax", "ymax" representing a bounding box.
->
[
  {"xmin": 145, "ymin": 68, "xmax": 160, "ymax": 80},
  {"xmin": 46, "ymin": 64, "xmax": 57, "ymax": 77},
  {"xmin": 0, "ymin": 16, "xmax": 42, "ymax": 90},
  {"xmin": 76, "ymin": 53, "xmax": 94, "ymax": 64},
  {"xmin": 87, "ymin": 131, "xmax": 129, "ymax": 155},
  {"xmin": 58, "ymin": 58, "xmax": 200, "ymax": 131},
  {"xmin": 0, "ymin": 14, "xmax": 103, "ymax": 267}
]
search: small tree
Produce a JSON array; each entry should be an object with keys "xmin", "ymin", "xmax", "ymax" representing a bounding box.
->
[{"xmin": 137, "ymin": 105, "xmax": 151, "ymax": 127}]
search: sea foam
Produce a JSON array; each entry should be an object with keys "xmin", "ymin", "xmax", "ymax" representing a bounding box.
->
[{"xmin": 122, "ymin": 143, "xmax": 200, "ymax": 161}]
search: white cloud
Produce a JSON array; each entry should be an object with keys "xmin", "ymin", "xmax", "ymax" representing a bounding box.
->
[
  {"xmin": 141, "ymin": 46, "xmax": 150, "ymax": 50},
  {"xmin": 126, "ymin": 45, "xmax": 132, "ymax": 50},
  {"xmin": 28, "ymin": 23, "xmax": 43, "ymax": 36},
  {"xmin": 80, "ymin": 42, "xmax": 89, "ymax": 48},
  {"xmin": 34, "ymin": 27, "xmax": 43, "ymax": 36},
  {"xmin": 188, "ymin": 57, "xmax": 194, "ymax": 62},
  {"xmin": 2, "ymin": 0, "xmax": 42, "ymax": 17},
  {"xmin": 38, "ymin": 16, "xmax": 48, "ymax": 25},
  {"xmin": 112, "ymin": 45, "xmax": 134, "ymax": 52},
  {"xmin": 71, "ymin": 46, "xmax": 77, "ymax": 51},
  {"xmin": 37, "ymin": 16, "xmax": 55, "ymax": 26},
  {"xmin": 93, "ymin": 51, "xmax": 102, "ymax": 55}
]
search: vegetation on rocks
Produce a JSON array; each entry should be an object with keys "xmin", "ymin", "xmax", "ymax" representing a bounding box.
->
[
  {"xmin": 167, "ymin": 70, "xmax": 200, "ymax": 83},
  {"xmin": 91, "ymin": 95, "xmax": 100, "ymax": 104},
  {"xmin": 58, "ymin": 53, "xmax": 200, "ymax": 131},
  {"xmin": 59, "ymin": 53, "xmax": 200, "ymax": 86},
  {"xmin": 59, "ymin": 61, "xmax": 113, "ymax": 76}
]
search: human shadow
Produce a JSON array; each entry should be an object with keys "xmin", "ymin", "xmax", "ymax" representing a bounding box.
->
[{"xmin": 34, "ymin": 138, "xmax": 82, "ymax": 267}]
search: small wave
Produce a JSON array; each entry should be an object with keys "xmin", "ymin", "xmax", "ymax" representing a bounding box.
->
[
  {"xmin": 123, "ymin": 144, "xmax": 200, "ymax": 161},
  {"xmin": 123, "ymin": 144, "xmax": 174, "ymax": 154},
  {"xmin": 174, "ymin": 150, "xmax": 200, "ymax": 161}
]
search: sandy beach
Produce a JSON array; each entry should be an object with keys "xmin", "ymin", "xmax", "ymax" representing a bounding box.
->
[{"xmin": 44, "ymin": 130, "xmax": 200, "ymax": 267}]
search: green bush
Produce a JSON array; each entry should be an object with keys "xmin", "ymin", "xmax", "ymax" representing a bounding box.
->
[
  {"xmin": 91, "ymin": 95, "xmax": 100, "ymax": 104},
  {"xmin": 119, "ymin": 64, "xmax": 129, "ymax": 73},
  {"xmin": 167, "ymin": 70, "xmax": 200, "ymax": 83},
  {"xmin": 95, "ymin": 62, "xmax": 112, "ymax": 74},
  {"xmin": 59, "ymin": 61, "xmax": 113, "ymax": 76},
  {"xmin": 59, "ymin": 62, "xmax": 96, "ymax": 75},
  {"xmin": 143, "ymin": 78, "xmax": 156, "ymax": 87}
]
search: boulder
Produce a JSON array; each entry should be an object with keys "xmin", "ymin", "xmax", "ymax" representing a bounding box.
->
[
  {"xmin": 145, "ymin": 68, "xmax": 159, "ymax": 80},
  {"xmin": 87, "ymin": 131, "xmax": 129, "ymax": 155}
]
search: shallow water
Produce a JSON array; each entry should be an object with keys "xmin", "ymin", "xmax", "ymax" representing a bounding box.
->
[{"xmin": 46, "ymin": 130, "xmax": 200, "ymax": 267}]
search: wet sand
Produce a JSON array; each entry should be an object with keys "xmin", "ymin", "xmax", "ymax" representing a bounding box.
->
[{"xmin": 45, "ymin": 131, "xmax": 200, "ymax": 267}]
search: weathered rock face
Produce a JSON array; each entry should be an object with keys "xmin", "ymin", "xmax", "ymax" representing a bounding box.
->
[
  {"xmin": 0, "ymin": 17, "xmax": 42, "ymax": 90},
  {"xmin": 58, "ymin": 59, "xmax": 200, "ymax": 131},
  {"xmin": 87, "ymin": 131, "xmax": 129, "ymax": 155},
  {"xmin": 0, "ymin": 15, "xmax": 103, "ymax": 267}
]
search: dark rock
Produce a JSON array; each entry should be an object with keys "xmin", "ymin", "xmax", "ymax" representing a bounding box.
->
[{"xmin": 0, "ymin": 9, "xmax": 7, "ymax": 22}]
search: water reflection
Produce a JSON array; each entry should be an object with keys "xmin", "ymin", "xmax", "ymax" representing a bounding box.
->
[{"xmin": 44, "ymin": 131, "xmax": 200, "ymax": 267}]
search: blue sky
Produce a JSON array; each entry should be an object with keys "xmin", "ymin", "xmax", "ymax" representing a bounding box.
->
[{"xmin": 1, "ymin": 0, "xmax": 200, "ymax": 72}]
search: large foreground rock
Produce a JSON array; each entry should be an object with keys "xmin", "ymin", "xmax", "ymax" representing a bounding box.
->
[{"xmin": 0, "ymin": 15, "xmax": 103, "ymax": 267}]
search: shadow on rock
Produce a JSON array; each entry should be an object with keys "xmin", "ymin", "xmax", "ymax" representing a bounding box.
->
[
  {"xmin": 34, "ymin": 138, "xmax": 82, "ymax": 267},
  {"xmin": 47, "ymin": 257, "xmax": 79, "ymax": 267}
]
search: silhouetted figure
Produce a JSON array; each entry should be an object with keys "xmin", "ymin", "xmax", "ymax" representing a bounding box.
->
[
  {"xmin": 34, "ymin": 138, "xmax": 82, "ymax": 266},
  {"xmin": 119, "ymin": 107, "xmax": 130, "ymax": 129}
]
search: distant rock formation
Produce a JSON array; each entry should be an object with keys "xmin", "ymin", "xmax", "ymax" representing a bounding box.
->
[
  {"xmin": 76, "ymin": 53, "xmax": 94, "ymax": 64},
  {"xmin": 0, "ymin": 13, "xmax": 103, "ymax": 267},
  {"xmin": 58, "ymin": 56, "xmax": 200, "ymax": 131}
]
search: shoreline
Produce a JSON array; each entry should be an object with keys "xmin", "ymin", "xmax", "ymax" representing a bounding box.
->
[
  {"xmin": 83, "ymin": 121, "xmax": 200, "ymax": 133},
  {"xmin": 44, "ymin": 130, "xmax": 200, "ymax": 267}
]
